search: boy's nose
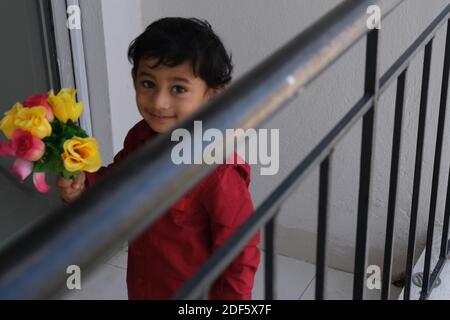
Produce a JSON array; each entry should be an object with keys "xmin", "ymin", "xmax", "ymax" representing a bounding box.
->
[{"xmin": 152, "ymin": 91, "xmax": 171, "ymax": 110}]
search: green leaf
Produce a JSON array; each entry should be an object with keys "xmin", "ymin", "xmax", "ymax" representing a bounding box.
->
[
  {"xmin": 62, "ymin": 169, "xmax": 80, "ymax": 180},
  {"xmin": 32, "ymin": 119, "xmax": 89, "ymax": 177}
]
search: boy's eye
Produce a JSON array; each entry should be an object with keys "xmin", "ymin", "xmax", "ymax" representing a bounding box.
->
[
  {"xmin": 141, "ymin": 81, "xmax": 186, "ymax": 94},
  {"xmin": 173, "ymin": 86, "xmax": 187, "ymax": 94},
  {"xmin": 142, "ymin": 80, "xmax": 154, "ymax": 88}
]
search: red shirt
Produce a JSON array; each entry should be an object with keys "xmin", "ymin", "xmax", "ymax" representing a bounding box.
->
[{"xmin": 85, "ymin": 120, "xmax": 261, "ymax": 299}]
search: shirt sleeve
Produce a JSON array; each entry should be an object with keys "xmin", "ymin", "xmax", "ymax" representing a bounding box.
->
[
  {"xmin": 84, "ymin": 132, "xmax": 134, "ymax": 187},
  {"xmin": 84, "ymin": 147, "xmax": 128, "ymax": 187},
  {"xmin": 202, "ymin": 164, "xmax": 261, "ymax": 300}
]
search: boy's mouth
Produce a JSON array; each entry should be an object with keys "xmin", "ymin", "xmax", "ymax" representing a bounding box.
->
[{"xmin": 149, "ymin": 112, "xmax": 177, "ymax": 120}]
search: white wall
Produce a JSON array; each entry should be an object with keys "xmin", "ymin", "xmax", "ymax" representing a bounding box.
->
[
  {"xmin": 139, "ymin": 0, "xmax": 450, "ymax": 287},
  {"xmin": 100, "ymin": 0, "xmax": 143, "ymax": 156}
]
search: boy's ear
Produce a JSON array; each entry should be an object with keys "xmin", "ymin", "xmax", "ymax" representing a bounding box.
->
[
  {"xmin": 214, "ymin": 87, "xmax": 225, "ymax": 95},
  {"xmin": 206, "ymin": 87, "xmax": 225, "ymax": 101}
]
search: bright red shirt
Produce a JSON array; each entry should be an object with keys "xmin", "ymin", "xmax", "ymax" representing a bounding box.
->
[{"xmin": 85, "ymin": 120, "xmax": 261, "ymax": 300}]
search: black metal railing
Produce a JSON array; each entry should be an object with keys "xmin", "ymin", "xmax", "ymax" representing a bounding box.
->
[{"xmin": 0, "ymin": 0, "xmax": 449, "ymax": 300}]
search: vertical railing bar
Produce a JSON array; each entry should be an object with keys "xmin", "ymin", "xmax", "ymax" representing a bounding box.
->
[
  {"xmin": 381, "ymin": 68, "xmax": 408, "ymax": 300},
  {"xmin": 353, "ymin": 28, "xmax": 379, "ymax": 300},
  {"xmin": 264, "ymin": 211, "xmax": 278, "ymax": 300},
  {"xmin": 439, "ymin": 21, "xmax": 450, "ymax": 260},
  {"xmin": 315, "ymin": 152, "xmax": 333, "ymax": 300},
  {"xmin": 420, "ymin": 225, "xmax": 450, "ymax": 299},
  {"xmin": 403, "ymin": 39, "xmax": 433, "ymax": 300},
  {"xmin": 440, "ymin": 166, "xmax": 450, "ymax": 259},
  {"xmin": 423, "ymin": 257, "xmax": 446, "ymax": 300},
  {"xmin": 419, "ymin": 39, "xmax": 436, "ymax": 300}
]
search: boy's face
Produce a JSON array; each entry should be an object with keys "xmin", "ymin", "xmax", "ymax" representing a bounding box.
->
[{"xmin": 132, "ymin": 57, "xmax": 220, "ymax": 133}]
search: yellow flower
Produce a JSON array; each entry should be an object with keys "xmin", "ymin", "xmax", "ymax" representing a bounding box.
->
[
  {"xmin": 48, "ymin": 88, "xmax": 83, "ymax": 123},
  {"xmin": 15, "ymin": 106, "xmax": 52, "ymax": 139},
  {"xmin": 0, "ymin": 102, "xmax": 22, "ymax": 139},
  {"xmin": 62, "ymin": 137, "xmax": 101, "ymax": 173},
  {"xmin": 0, "ymin": 103, "xmax": 52, "ymax": 139}
]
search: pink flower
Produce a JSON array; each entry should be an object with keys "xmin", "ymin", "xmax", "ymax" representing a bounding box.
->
[
  {"xmin": 23, "ymin": 93, "xmax": 54, "ymax": 122},
  {"xmin": 12, "ymin": 158, "xmax": 33, "ymax": 182},
  {"xmin": 33, "ymin": 172, "xmax": 50, "ymax": 193},
  {"xmin": 11, "ymin": 159, "xmax": 50, "ymax": 193},
  {"xmin": 10, "ymin": 129, "xmax": 45, "ymax": 161}
]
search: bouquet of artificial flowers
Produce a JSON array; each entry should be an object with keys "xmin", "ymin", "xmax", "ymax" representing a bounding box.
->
[{"xmin": 0, "ymin": 88, "xmax": 101, "ymax": 193}]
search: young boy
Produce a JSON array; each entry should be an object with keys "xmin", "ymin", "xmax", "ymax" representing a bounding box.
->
[{"xmin": 57, "ymin": 17, "xmax": 261, "ymax": 300}]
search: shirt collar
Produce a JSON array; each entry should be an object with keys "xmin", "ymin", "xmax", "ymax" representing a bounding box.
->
[{"xmin": 135, "ymin": 119, "xmax": 158, "ymax": 143}]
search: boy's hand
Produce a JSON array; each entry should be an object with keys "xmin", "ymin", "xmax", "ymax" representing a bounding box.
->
[{"xmin": 57, "ymin": 171, "xmax": 86, "ymax": 204}]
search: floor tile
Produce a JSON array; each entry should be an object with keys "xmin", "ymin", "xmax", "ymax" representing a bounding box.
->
[
  {"xmin": 300, "ymin": 268, "xmax": 353, "ymax": 300},
  {"xmin": 252, "ymin": 252, "xmax": 315, "ymax": 300}
]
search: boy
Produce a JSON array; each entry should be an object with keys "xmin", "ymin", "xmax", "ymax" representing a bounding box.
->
[{"xmin": 57, "ymin": 17, "xmax": 260, "ymax": 300}]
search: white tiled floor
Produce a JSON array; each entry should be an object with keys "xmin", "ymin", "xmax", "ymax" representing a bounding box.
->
[
  {"xmin": 299, "ymin": 267, "xmax": 354, "ymax": 300},
  {"xmin": 252, "ymin": 252, "xmax": 316, "ymax": 300},
  {"xmin": 60, "ymin": 246, "xmax": 384, "ymax": 300},
  {"xmin": 398, "ymin": 228, "xmax": 450, "ymax": 300}
]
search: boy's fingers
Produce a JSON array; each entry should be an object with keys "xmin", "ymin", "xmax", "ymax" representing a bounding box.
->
[
  {"xmin": 72, "ymin": 184, "xmax": 84, "ymax": 191},
  {"xmin": 61, "ymin": 193, "xmax": 76, "ymax": 203},
  {"xmin": 72, "ymin": 172, "xmax": 86, "ymax": 187},
  {"xmin": 75, "ymin": 172, "xmax": 86, "ymax": 182},
  {"xmin": 57, "ymin": 182, "xmax": 79, "ymax": 192},
  {"xmin": 62, "ymin": 188, "xmax": 83, "ymax": 200},
  {"xmin": 57, "ymin": 177, "xmax": 72, "ymax": 188},
  {"xmin": 73, "ymin": 179, "xmax": 85, "ymax": 189},
  {"xmin": 57, "ymin": 173, "xmax": 86, "ymax": 203},
  {"xmin": 58, "ymin": 187, "xmax": 76, "ymax": 198},
  {"xmin": 66, "ymin": 189, "xmax": 81, "ymax": 197}
]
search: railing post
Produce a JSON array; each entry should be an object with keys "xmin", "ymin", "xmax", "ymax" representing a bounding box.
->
[
  {"xmin": 441, "ymin": 165, "xmax": 450, "ymax": 259},
  {"xmin": 381, "ymin": 68, "xmax": 408, "ymax": 300},
  {"xmin": 353, "ymin": 28, "xmax": 379, "ymax": 300},
  {"xmin": 264, "ymin": 211, "xmax": 278, "ymax": 300},
  {"xmin": 316, "ymin": 152, "xmax": 332, "ymax": 300},
  {"xmin": 404, "ymin": 39, "xmax": 433, "ymax": 300}
]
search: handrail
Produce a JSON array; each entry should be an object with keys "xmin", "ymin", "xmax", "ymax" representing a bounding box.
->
[{"xmin": 0, "ymin": 0, "xmax": 403, "ymax": 299}]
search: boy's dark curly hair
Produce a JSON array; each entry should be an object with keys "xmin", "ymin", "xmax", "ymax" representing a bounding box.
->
[{"xmin": 128, "ymin": 17, "xmax": 233, "ymax": 89}]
